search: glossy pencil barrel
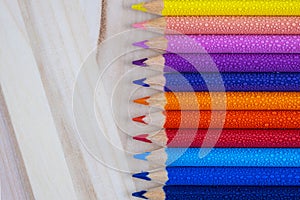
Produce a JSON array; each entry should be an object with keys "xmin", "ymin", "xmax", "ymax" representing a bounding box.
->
[
  {"xmin": 159, "ymin": 111, "xmax": 300, "ymax": 129},
  {"xmin": 132, "ymin": 0, "xmax": 300, "ymax": 16},
  {"xmin": 135, "ymin": 148, "xmax": 300, "ymax": 167},
  {"xmin": 133, "ymin": 186, "xmax": 300, "ymax": 200},
  {"xmin": 133, "ymin": 35, "xmax": 300, "ymax": 53},
  {"xmin": 134, "ymin": 92, "xmax": 300, "ymax": 110},
  {"xmin": 133, "ymin": 53, "xmax": 300, "ymax": 73},
  {"xmin": 133, "ymin": 167, "xmax": 300, "ymax": 185},
  {"xmin": 134, "ymin": 17, "xmax": 300, "ymax": 35},
  {"xmin": 135, "ymin": 129, "xmax": 300, "ymax": 148},
  {"xmin": 135, "ymin": 73, "xmax": 300, "ymax": 92}
]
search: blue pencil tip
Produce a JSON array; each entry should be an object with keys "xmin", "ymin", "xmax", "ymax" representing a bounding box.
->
[
  {"xmin": 134, "ymin": 152, "xmax": 150, "ymax": 161},
  {"xmin": 133, "ymin": 78, "xmax": 150, "ymax": 87},
  {"xmin": 132, "ymin": 191, "xmax": 147, "ymax": 199},
  {"xmin": 132, "ymin": 172, "xmax": 151, "ymax": 181}
]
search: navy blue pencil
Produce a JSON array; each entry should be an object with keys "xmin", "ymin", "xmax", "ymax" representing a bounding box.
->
[
  {"xmin": 132, "ymin": 185, "xmax": 300, "ymax": 200},
  {"xmin": 133, "ymin": 72, "xmax": 300, "ymax": 92},
  {"xmin": 132, "ymin": 167, "xmax": 300, "ymax": 186}
]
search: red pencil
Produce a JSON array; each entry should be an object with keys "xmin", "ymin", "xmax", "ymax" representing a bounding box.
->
[{"xmin": 134, "ymin": 129, "xmax": 300, "ymax": 148}]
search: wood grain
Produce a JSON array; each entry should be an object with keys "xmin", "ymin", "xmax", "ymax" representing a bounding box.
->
[{"xmin": 0, "ymin": 0, "xmax": 164, "ymax": 199}]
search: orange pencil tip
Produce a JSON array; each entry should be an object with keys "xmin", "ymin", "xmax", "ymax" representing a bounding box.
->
[
  {"xmin": 134, "ymin": 96, "xmax": 150, "ymax": 105},
  {"xmin": 132, "ymin": 115, "xmax": 147, "ymax": 124},
  {"xmin": 133, "ymin": 134, "xmax": 152, "ymax": 143}
]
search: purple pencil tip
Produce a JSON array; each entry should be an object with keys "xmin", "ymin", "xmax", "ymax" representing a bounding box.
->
[
  {"xmin": 132, "ymin": 58, "xmax": 148, "ymax": 67},
  {"xmin": 132, "ymin": 172, "xmax": 151, "ymax": 181},
  {"xmin": 133, "ymin": 40, "xmax": 149, "ymax": 49},
  {"xmin": 133, "ymin": 78, "xmax": 150, "ymax": 87},
  {"xmin": 132, "ymin": 190, "xmax": 147, "ymax": 199}
]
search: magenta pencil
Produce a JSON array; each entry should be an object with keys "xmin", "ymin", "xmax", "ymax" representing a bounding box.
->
[{"xmin": 133, "ymin": 35, "xmax": 300, "ymax": 53}]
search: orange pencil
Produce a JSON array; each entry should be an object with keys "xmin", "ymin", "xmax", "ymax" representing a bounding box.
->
[
  {"xmin": 134, "ymin": 92, "xmax": 300, "ymax": 111},
  {"xmin": 132, "ymin": 111, "xmax": 300, "ymax": 129}
]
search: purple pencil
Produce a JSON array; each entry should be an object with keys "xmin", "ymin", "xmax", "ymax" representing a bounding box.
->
[
  {"xmin": 132, "ymin": 53, "xmax": 300, "ymax": 72},
  {"xmin": 133, "ymin": 35, "xmax": 300, "ymax": 53}
]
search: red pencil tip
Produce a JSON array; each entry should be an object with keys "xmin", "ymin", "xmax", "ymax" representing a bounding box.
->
[
  {"xmin": 134, "ymin": 96, "xmax": 150, "ymax": 105},
  {"xmin": 133, "ymin": 134, "xmax": 152, "ymax": 143},
  {"xmin": 132, "ymin": 115, "xmax": 147, "ymax": 124}
]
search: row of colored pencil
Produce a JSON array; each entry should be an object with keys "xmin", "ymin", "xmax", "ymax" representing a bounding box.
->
[{"xmin": 131, "ymin": 0, "xmax": 300, "ymax": 199}]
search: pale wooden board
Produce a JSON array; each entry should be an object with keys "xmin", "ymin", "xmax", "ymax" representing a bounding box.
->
[{"xmin": 0, "ymin": 0, "xmax": 165, "ymax": 199}]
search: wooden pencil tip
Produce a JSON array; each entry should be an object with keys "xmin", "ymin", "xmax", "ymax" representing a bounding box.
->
[
  {"xmin": 132, "ymin": 58, "xmax": 148, "ymax": 67},
  {"xmin": 133, "ymin": 78, "xmax": 150, "ymax": 87},
  {"xmin": 132, "ymin": 115, "xmax": 147, "ymax": 124},
  {"xmin": 133, "ymin": 134, "xmax": 152, "ymax": 143},
  {"xmin": 132, "ymin": 172, "xmax": 151, "ymax": 181},
  {"xmin": 134, "ymin": 96, "xmax": 150, "ymax": 105},
  {"xmin": 133, "ymin": 40, "xmax": 149, "ymax": 49},
  {"xmin": 132, "ymin": 21, "xmax": 146, "ymax": 30},
  {"xmin": 132, "ymin": 190, "xmax": 147, "ymax": 199},
  {"xmin": 131, "ymin": 3, "xmax": 147, "ymax": 12},
  {"xmin": 134, "ymin": 152, "xmax": 151, "ymax": 161}
]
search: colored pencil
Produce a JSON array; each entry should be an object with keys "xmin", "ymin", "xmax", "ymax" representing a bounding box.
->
[
  {"xmin": 133, "ymin": 92, "xmax": 300, "ymax": 111},
  {"xmin": 133, "ymin": 186, "xmax": 300, "ymax": 200},
  {"xmin": 133, "ymin": 73, "xmax": 300, "ymax": 92},
  {"xmin": 132, "ymin": 53, "xmax": 300, "ymax": 73},
  {"xmin": 133, "ymin": 16, "xmax": 300, "ymax": 35},
  {"xmin": 132, "ymin": 0, "xmax": 300, "ymax": 16},
  {"xmin": 133, "ymin": 35, "xmax": 300, "ymax": 53},
  {"xmin": 134, "ymin": 148, "xmax": 300, "ymax": 167},
  {"xmin": 133, "ymin": 129, "xmax": 300, "ymax": 148},
  {"xmin": 132, "ymin": 167, "xmax": 300, "ymax": 185},
  {"xmin": 132, "ymin": 111, "xmax": 300, "ymax": 129}
]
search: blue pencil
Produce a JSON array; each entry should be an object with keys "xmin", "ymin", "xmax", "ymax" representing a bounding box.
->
[
  {"xmin": 134, "ymin": 148, "xmax": 300, "ymax": 167},
  {"xmin": 133, "ymin": 72, "xmax": 300, "ymax": 92},
  {"xmin": 132, "ymin": 185, "xmax": 300, "ymax": 200},
  {"xmin": 133, "ymin": 167, "xmax": 300, "ymax": 186}
]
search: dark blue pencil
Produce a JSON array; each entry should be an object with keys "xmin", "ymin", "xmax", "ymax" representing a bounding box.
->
[
  {"xmin": 132, "ymin": 185, "xmax": 300, "ymax": 200},
  {"xmin": 132, "ymin": 167, "xmax": 300, "ymax": 186},
  {"xmin": 133, "ymin": 72, "xmax": 300, "ymax": 92}
]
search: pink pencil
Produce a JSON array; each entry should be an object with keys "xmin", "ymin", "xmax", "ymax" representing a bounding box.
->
[{"xmin": 133, "ymin": 16, "xmax": 300, "ymax": 35}]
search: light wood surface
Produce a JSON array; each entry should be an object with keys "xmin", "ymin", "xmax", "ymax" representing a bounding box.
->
[{"xmin": 0, "ymin": 0, "xmax": 163, "ymax": 199}]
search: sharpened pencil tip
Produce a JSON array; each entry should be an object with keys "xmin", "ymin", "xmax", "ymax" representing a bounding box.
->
[
  {"xmin": 132, "ymin": 190, "xmax": 147, "ymax": 199},
  {"xmin": 133, "ymin": 40, "xmax": 149, "ymax": 49},
  {"xmin": 132, "ymin": 21, "xmax": 146, "ymax": 30},
  {"xmin": 132, "ymin": 115, "xmax": 147, "ymax": 124},
  {"xmin": 132, "ymin": 58, "xmax": 148, "ymax": 67},
  {"xmin": 132, "ymin": 172, "xmax": 151, "ymax": 181},
  {"xmin": 133, "ymin": 78, "xmax": 150, "ymax": 87},
  {"xmin": 131, "ymin": 3, "xmax": 147, "ymax": 12},
  {"xmin": 133, "ymin": 134, "xmax": 152, "ymax": 143},
  {"xmin": 134, "ymin": 97, "xmax": 150, "ymax": 105},
  {"xmin": 134, "ymin": 152, "xmax": 151, "ymax": 161}
]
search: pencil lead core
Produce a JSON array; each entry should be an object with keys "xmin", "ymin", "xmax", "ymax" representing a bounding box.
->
[
  {"xmin": 134, "ymin": 152, "xmax": 151, "ymax": 161},
  {"xmin": 133, "ymin": 40, "xmax": 149, "ymax": 49},
  {"xmin": 132, "ymin": 172, "xmax": 151, "ymax": 181},
  {"xmin": 132, "ymin": 58, "xmax": 148, "ymax": 67},
  {"xmin": 132, "ymin": 115, "xmax": 147, "ymax": 124},
  {"xmin": 133, "ymin": 78, "xmax": 150, "ymax": 87},
  {"xmin": 132, "ymin": 21, "xmax": 147, "ymax": 30},
  {"xmin": 133, "ymin": 134, "xmax": 152, "ymax": 143},
  {"xmin": 134, "ymin": 96, "xmax": 150, "ymax": 105},
  {"xmin": 131, "ymin": 3, "xmax": 147, "ymax": 12},
  {"xmin": 132, "ymin": 190, "xmax": 147, "ymax": 199}
]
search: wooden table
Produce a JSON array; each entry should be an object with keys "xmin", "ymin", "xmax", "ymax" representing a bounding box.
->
[{"xmin": 0, "ymin": 0, "xmax": 162, "ymax": 199}]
